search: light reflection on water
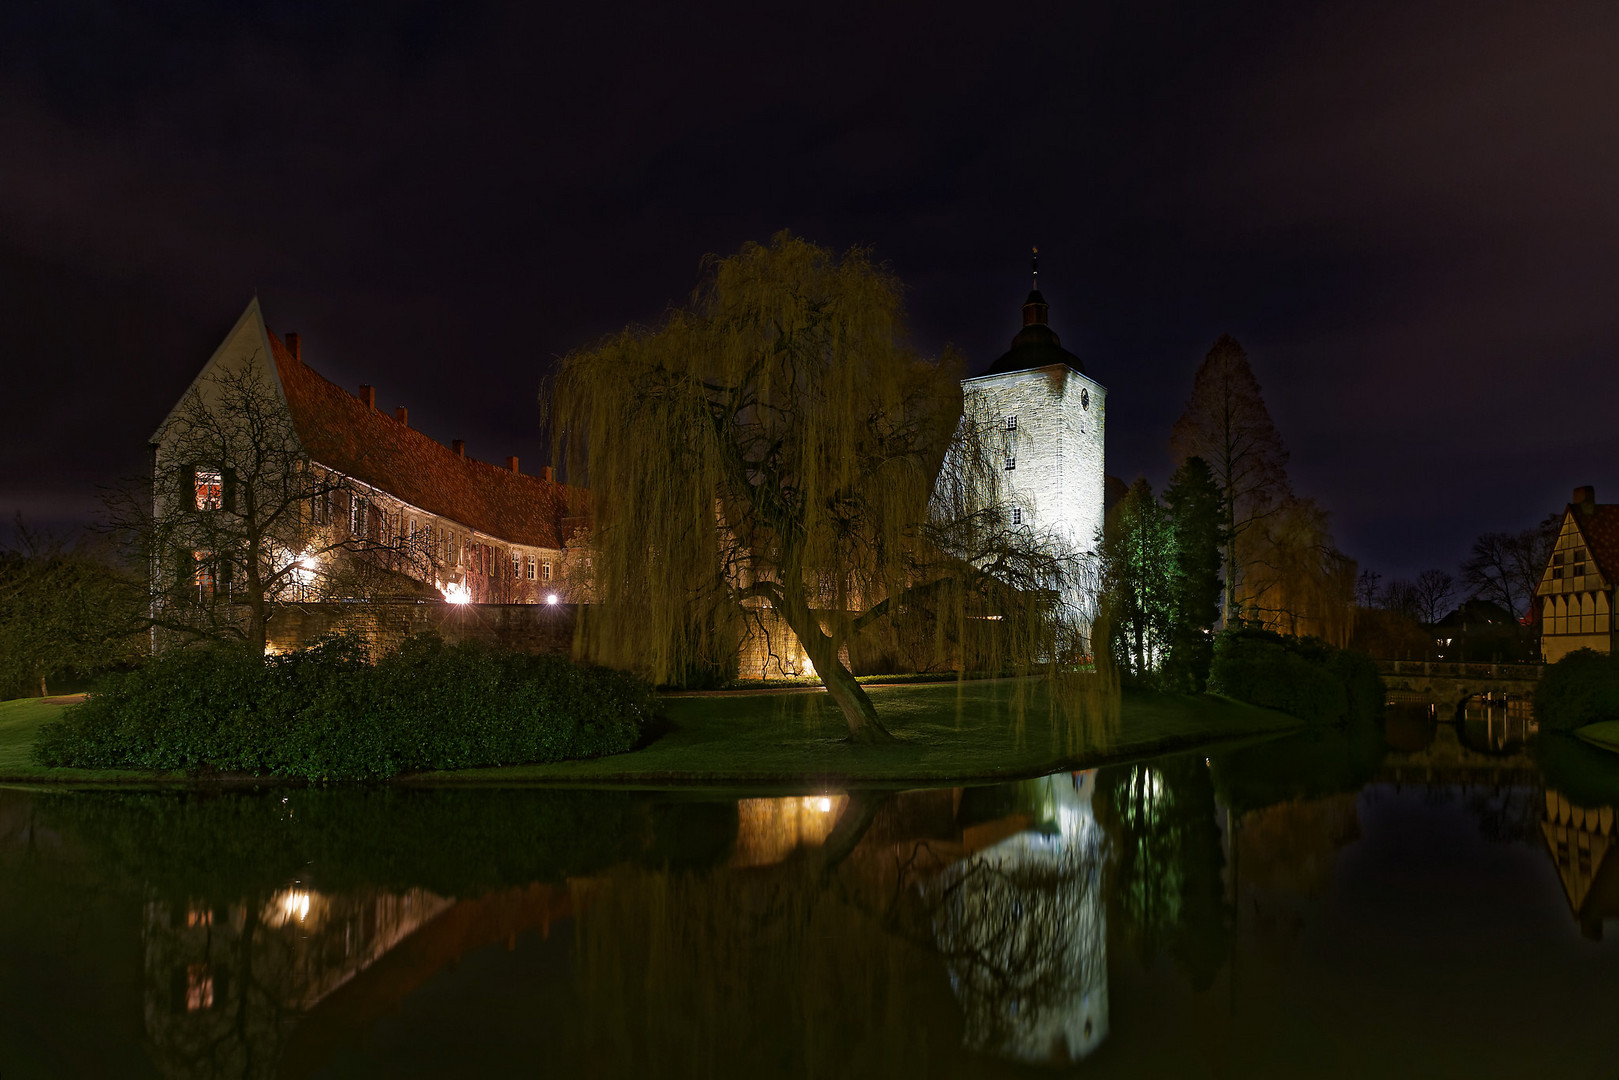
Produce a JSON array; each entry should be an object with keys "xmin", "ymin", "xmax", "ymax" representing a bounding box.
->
[{"xmin": 3, "ymin": 709, "xmax": 1619, "ymax": 1077}]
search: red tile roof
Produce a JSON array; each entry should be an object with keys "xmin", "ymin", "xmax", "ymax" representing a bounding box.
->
[
  {"xmin": 1571, "ymin": 504, "xmax": 1619, "ymax": 587},
  {"xmin": 266, "ymin": 330, "xmax": 586, "ymax": 549}
]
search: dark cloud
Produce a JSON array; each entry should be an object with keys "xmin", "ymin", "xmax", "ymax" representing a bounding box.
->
[{"xmin": 2, "ymin": 0, "xmax": 1615, "ymax": 582}]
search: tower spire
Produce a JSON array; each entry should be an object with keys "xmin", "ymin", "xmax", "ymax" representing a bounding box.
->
[{"xmin": 1022, "ymin": 247, "xmax": 1048, "ymax": 327}]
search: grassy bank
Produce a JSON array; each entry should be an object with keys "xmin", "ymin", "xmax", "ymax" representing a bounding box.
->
[
  {"xmin": 1, "ymin": 678, "xmax": 1301, "ymax": 787},
  {"xmin": 1577, "ymin": 721, "xmax": 1619, "ymax": 756}
]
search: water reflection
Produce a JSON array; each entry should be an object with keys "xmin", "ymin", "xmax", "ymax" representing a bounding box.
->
[
  {"xmin": 142, "ymin": 886, "xmax": 451, "ymax": 1078},
  {"xmin": 1542, "ymin": 788, "xmax": 1619, "ymax": 940},
  {"xmin": 931, "ymin": 772, "xmax": 1107, "ymax": 1064},
  {"xmin": 6, "ymin": 721, "xmax": 1619, "ymax": 1077}
]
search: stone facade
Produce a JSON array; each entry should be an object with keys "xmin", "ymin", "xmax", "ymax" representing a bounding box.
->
[{"xmin": 960, "ymin": 365, "xmax": 1106, "ymax": 558}]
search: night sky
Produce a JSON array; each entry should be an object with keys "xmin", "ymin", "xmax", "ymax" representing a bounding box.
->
[{"xmin": 4, "ymin": 0, "xmax": 1617, "ymax": 583}]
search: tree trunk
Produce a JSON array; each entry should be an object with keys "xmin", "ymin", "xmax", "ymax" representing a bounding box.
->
[{"xmin": 778, "ymin": 591, "xmax": 896, "ymax": 744}]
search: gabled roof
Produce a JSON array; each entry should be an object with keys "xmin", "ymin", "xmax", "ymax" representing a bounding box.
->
[
  {"xmin": 1566, "ymin": 503, "xmax": 1619, "ymax": 586},
  {"xmin": 265, "ymin": 329, "xmax": 584, "ymax": 549},
  {"xmin": 1576, "ymin": 505, "xmax": 1619, "ymax": 581}
]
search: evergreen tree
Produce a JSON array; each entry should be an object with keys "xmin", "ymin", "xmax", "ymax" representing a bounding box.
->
[
  {"xmin": 1169, "ymin": 335, "xmax": 1290, "ymax": 624},
  {"xmin": 1101, "ymin": 479, "xmax": 1174, "ymax": 679},
  {"xmin": 1162, "ymin": 457, "xmax": 1222, "ymax": 691}
]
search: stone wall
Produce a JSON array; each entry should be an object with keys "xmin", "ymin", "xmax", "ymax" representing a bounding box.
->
[
  {"xmin": 265, "ymin": 601, "xmax": 578, "ymax": 658},
  {"xmin": 961, "ymin": 365, "xmax": 1106, "ymax": 559}
]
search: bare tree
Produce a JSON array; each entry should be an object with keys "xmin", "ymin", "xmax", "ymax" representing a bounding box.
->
[
  {"xmin": 1461, "ymin": 517, "xmax": 1559, "ymax": 620},
  {"xmin": 112, "ymin": 355, "xmax": 432, "ymax": 654},
  {"xmin": 1354, "ymin": 569, "xmax": 1383, "ymax": 609},
  {"xmin": 546, "ymin": 233, "xmax": 1094, "ymax": 742},
  {"xmin": 1413, "ymin": 568, "xmax": 1457, "ymax": 625},
  {"xmin": 1169, "ymin": 335, "xmax": 1291, "ymax": 625},
  {"xmin": 1378, "ymin": 579, "xmax": 1422, "ymax": 621}
]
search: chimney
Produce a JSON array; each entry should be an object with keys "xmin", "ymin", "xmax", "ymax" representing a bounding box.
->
[
  {"xmin": 1574, "ymin": 485, "xmax": 1596, "ymax": 514},
  {"xmin": 395, "ymin": 406, "xmax": 408, "ymax": 426},
  {"xmin": 506, "ymin": 456, "xmax": 519, "ymax": 473},
  {"xmin": 285, "ymin": 332, "xmax": 301, "ymax": 362},
  {"xmin": 452, "ymin": 439, "xmax": 465, "ymax": 457},
  {"xmin": 541, "ymin": 465, "xmax": 554, "ymax": 482},
  {"xmin": 359, "ymin": 384, "xmax": 376, "ymax": 410}
]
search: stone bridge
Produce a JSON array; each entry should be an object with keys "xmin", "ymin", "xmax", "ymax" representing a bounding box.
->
[{"xmin": 1375, "ymin": 659, "xmax": 1544, "ymax": 714}]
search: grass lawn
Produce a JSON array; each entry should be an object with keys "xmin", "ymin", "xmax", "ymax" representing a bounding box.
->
[
  {"xmin": 415, "ymin": 678, "xmax": 1302, "ymax": 786},
  {"xmin": 0, "ymin": 697, "xmax": 186, "ymax": 784},
  {"xmin": 0, "ymin": 679, "xmax": 1303, "ymax": 787},
  {"xmin": 1576, "ymin": 720, "xmax": 1619, "ymax": 756}
]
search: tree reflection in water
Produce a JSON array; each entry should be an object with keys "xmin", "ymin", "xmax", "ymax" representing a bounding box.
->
[
  {"xmin": 1096, "ymin": 754, "xmax": 1229, "ymax": 990},
  {"xmin": 928, "ymin": 772, "xmax": 1108, "ymax": 1065}
]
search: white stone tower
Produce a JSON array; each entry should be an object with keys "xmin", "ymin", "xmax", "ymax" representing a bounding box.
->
[{"xmin": 960, "ymin": 254, "xmax": 1106, "ymax": 564}]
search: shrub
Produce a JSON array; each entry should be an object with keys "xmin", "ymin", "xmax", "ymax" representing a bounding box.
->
[
  {"xmin": 1533, "ymin": 649, "xmax": 1619, "ymax": 732},
  {"xmin": 33, "ymin": 633, "xmax": 659, "ymax": 780},
  {"xmin": 1208, "ymin": 628, "xmax": 1382, "ymax": 725}
]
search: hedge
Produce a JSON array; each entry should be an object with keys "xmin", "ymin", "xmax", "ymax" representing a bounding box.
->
[
  {"xmin": 32, "ymin": 633, "xmax": 659, "ymax": 780},
  {"xmin": 1532, "ymin": 648, "xmax": 1619, "ymax": 732},
  {"xmin": 1208, "ymin": 628, "xmax": 1383, "ymax": 725}
]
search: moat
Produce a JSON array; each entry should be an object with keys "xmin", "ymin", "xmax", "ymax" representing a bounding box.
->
[{"xmin": 2, "ymin": 705, "xmax": 1616, "ymax": 1078}]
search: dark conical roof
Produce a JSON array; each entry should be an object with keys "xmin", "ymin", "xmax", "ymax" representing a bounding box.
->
[{"xmin": 977, "ymin": 288, "xmax": 1085, "ymax": 378}]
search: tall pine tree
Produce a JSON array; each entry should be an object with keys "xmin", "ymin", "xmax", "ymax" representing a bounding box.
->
[{"xmin": 1101, "ymin": 479, "xmax": 1174, "ymax": 679}]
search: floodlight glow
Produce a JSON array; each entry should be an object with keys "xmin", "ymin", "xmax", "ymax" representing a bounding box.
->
[
  {"xmin": 546, "ymin": 593, "xmax": 558, "ymax": 605},
  {"xmin": 443, "ymin": 582, "xmax": 472, "ymax": 604}
]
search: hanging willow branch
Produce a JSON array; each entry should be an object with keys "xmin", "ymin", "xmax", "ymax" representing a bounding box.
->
[{"xmin": 545, "ymin": 233, "xmax": 1097, "ymax": 743}]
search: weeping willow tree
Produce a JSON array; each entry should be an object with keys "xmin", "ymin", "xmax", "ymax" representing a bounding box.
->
[{"xmin": 546, "ymin": 233, "xmax": 1089, "ymax": 743}]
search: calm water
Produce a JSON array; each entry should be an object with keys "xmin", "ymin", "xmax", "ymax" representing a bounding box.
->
[{"xmin": 3, "ymin": 705, "xmax": 1617, "ymax": 1078}]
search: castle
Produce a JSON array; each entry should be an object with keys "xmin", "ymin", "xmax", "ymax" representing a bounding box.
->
[
  {"xmin": 961, "ymin": 269, "xmax": 1107, "ymax": 588},
  {"xmin": 156, "ymin": 269, "xmax": 1104, "ymax": 662}
]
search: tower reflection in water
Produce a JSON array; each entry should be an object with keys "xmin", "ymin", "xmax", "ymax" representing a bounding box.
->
[{"xmin": 929, "ymin": 771, "xmax": 1108, "ymax": 1064}]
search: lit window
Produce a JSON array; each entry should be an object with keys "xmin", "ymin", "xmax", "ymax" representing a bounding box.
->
[
  {"xmin": 512, "ymin": 552, "xmax": 521, "ymax": 578},
  {"xmin": 1005, "ymin": 415, "xmax": 1017, "ymax": 431},
  {"xmin": 526, "ymin": 556, "xmax": 536, "ymax": 580},
  {"xmin": 185, "ymin": 964, "xmax": 214, "ymax": 1012},
  {"xmin": 194, "ymin": 552, "xmax": 215, "ymax": 600},
  {"xmin": 542, "ymin": 561, "xmax": 552, "ymax": 582},
  {"xmin": 194, "ymin": 468, "xmax": 222, "ymax": 511}
]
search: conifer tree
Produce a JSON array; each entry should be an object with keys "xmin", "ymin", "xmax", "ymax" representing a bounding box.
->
[
  {"xmin": 1162, "ymin": 456, "xmax": 1222, "ymax": 690},
  {"xmin": 1169, "ymin": 335, "xmax": 1290, "ymax": 624},
  {"xmin": 1100, "ymin": 479, "xmax": 1174, "ymax": 679}
]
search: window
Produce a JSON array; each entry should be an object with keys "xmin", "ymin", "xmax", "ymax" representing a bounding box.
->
[
  {"xmin": 194, "ymin": 551, "xmax": 215, "ymax": 600},
  {"xmin": 194, "ymin": 468, "xmax": 223, "ymax": 511},
  {"xmin": 351, "ymin": 497, "xmax": 368, "ymax": 538},
  {"xmin": 1080, "ymin": 388, "xmax": 1089, "ymax": 410},
  {"xmin": 1005, "ymin": 415, "xmax": 1017, "ymax": 431},
  {"xmin": 512, "ymin": 552, "xmax": 521, "ymax": 578},
  {"xmin": 1005, "ymin": 453, "xmax": 1016, "ymax": 471},
  {"xmin": 185, "ymin": 964, "xmax": 214, "ymax": 1012},
  {"xmin": 1011, "ymin": 507, "xmax": 1022, "ymax": 525},
  {"xmin": 526, "ymin": 556, "xmax": 537, "ymax": 580},
  {"xmin": 542, "ymin": 561, "xmax": 553, "ymax": 582},
  {"xmin": 1575, "ymin": 548, "xmax": 1587, "ymax": 577}
]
